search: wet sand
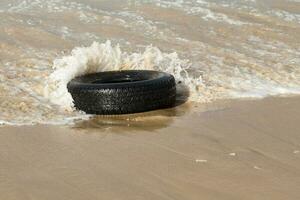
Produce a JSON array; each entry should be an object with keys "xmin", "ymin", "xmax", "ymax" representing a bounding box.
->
[
  {"xmin": 1, "ymin": 0, "xmax": 300, "ymax": 125},
  {"xmin": 0, "ymin": 96, "xmax": 300, "ymax": 200}
]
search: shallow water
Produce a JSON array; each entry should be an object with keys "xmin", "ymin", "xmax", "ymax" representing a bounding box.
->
[{"xmin": 0, "ymin": 0, "xmax": 299, "ymax": 125}]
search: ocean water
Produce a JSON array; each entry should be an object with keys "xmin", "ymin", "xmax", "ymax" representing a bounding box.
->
[{"xmin": 0, "ymin": 0, "xmax": 299, "ymax": 125}]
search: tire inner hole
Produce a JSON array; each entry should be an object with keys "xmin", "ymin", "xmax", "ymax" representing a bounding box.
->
[{"xmin": 92, "ymin": 77, "xmax": 144, "ymax": 84}]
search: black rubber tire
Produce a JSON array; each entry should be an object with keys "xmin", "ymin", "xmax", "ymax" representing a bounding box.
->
[{"xmin": 67, "ymin": 70, "xmax": 176, "ymax": 115}]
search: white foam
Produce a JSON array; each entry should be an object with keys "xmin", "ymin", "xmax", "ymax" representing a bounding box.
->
[
  {"xmin": 151, "ymin": 0, "xmax": 248, "ymax": 25},
  {"xmin": 268, "ymin": 10, "xmax": 300, "ymax": 23},
  {"xmin": 189, "ymin": 6, "xmax": 248, "ymax": 25},
  {"xmin": 44, "ymin": 41, "xmax": 203, "ymax": 110}
]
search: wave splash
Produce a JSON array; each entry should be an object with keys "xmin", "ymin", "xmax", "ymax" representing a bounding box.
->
[{"xmin": 44, "ymin": 41, "xmax": 203, "ymax": 110}]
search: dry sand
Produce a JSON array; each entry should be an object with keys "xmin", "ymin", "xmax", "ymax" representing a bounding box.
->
[{"xmin": 0, "ymin": 97, "xmax": 300, "ymax": 200}]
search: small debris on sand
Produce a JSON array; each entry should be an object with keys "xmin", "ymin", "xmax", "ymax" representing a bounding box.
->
[
  {"xmin": 254, "ymin": 166, "xmax": 262, "ymax": 170},
  {"xmin": 195, "ymin": 159, "xmax": 207, "ymax": 163}
]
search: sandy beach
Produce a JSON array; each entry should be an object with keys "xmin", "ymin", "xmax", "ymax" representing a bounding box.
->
[
  {"xmin": 1, "ymin": 96, "xmax": 299, "ymax": 200},
  {"xmin": 1, "ymin": 0, "xmax": 300, "ymax": 199}
]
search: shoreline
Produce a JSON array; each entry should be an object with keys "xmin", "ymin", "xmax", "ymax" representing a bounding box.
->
[{"xmin": 0, "ymin": 96, "xmax": 300, "ymax": 199}]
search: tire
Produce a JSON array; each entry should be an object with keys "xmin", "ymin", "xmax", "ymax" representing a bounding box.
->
[{"xmin": 67, "ymin": 70, "xmax": 176, "ymax": 115}]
